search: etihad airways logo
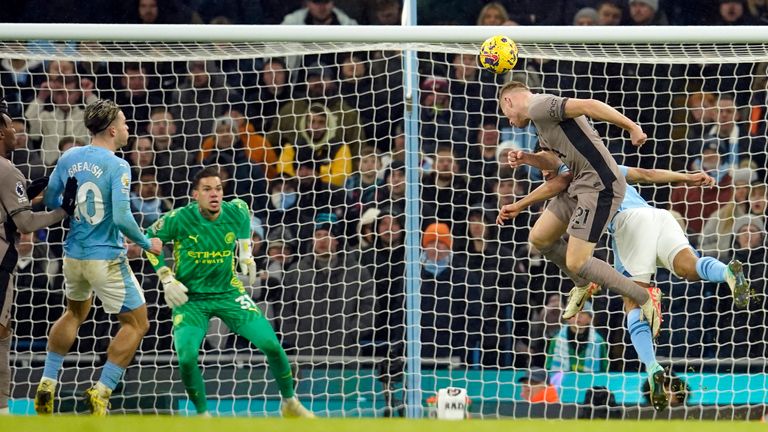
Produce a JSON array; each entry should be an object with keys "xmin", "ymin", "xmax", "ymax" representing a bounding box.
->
[{"xmin": 187, "ymin": 250, "xmax": 232, "ymax": 265}]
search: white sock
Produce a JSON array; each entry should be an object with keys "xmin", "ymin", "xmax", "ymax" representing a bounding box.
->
[{"xmin": 0, "ymin": 406, "xmax": 8, "ymax": 414}]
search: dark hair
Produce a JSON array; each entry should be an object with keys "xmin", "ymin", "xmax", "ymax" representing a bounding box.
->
[
  {"xmin": 139, "ymin": 167, "xmax": 157, "ymax": 179},
  {"xmin": 597, "ymin": 0, "xmax": 623, "ymax": 11},
  {"xmin": 84, "ymin": 99, "xmax": 121, "ymax": 135},
  {"xmin": 58, "ymin": 136, "xmax": 85, "ymax": 152},
  {"xmin": 192, "ymin": 166, "xmax": 221, "ymax": 189}
]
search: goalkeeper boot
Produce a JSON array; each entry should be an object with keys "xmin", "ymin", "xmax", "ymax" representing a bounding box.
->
[
  {"xmin": 83, "ymin": 386, "xmax": 110, "ymax": 416},
  {"xmin": 640, "ymin": 287, "xmax": 663, "ymax": 339},
  {"xmin": 648, "ymin": 364, "xmax": 668, "ymax": 412},
  {"xmin": 281, "ymin": 397, "xmax": 315, "ymax": 418},
  {"xmin": 34, "ymin": 379, "xmax": 55, "ymax": 415},
  {"xmin": 562, "ymin": 282, "xmax": 600, "ymax": 319},
  {"xmin": 725, "ymin": 259, "xmax": 750, "ymax": 309}
]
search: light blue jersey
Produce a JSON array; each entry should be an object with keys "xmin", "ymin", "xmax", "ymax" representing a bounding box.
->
[
  {"xmin": 608, "ymin": 165, "xmax": 652, "ymax": 233},
  {"xmin": 44, "ymin": 145, "xmax": 151, "ymax": 260}
]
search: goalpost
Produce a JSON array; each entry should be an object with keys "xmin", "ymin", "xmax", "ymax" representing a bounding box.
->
[{"xmin": 2, "ymin": 23, "xmax": 767, "ymax": 419}]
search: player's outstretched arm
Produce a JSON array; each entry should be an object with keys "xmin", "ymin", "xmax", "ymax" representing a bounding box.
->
[
  {"xmin": 497, "ymin": 173, "xmax": 572, "ymax": 224},
  {"xmin": 111, "ymin": 163, "xmax": 162, "ymax": 254},
  {"xmin": 508, "ymin": 150, "xmax": 562, "ymax": 171},
  {"xmin": 563, "ymin": 98, "xmax": 647, "ymax": 146},
  {"xmin": 626, "ymin": 167, "xmax": 716, "ymax": 187},
  {"xmin": 12, "ymin": 177, "xmax": 78, "ymax": 233}
]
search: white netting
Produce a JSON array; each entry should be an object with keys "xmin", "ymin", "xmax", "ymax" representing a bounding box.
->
[{"xmin": 3, "ymin": 36, "xmax": 767, "ymax": 420}]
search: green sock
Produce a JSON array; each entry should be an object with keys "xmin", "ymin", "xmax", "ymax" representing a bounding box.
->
[
  {"xmin": 173, "ymin": 326, "xmax": 209, "ymax": 414},
  {"xmin": 236, "ymin": 316, "xmax": 295, "ymax": 398}
]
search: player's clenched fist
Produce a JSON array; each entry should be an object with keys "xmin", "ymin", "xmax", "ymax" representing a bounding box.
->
[
  {"xmin": 507, "ymin": 150, "xmax": 530, "ymax": 168},
  {"xmin": 630, "ymin": 126, "xmax": 647, "ymax": 146},
  {"xmin": 497, "ymin": 203, "xmax": 523, "ymax": 225},
  {"xmin": 685, "ymin": 171, "xmax": 716, "ymax": 187},
  {"xmin": 157, "ymin": 266, "xmax": 189, "ymax": 308}
]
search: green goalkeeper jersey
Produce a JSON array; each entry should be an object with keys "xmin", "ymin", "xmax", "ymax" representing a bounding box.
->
[{"xmin": 146, "ymin": 199, "xmax": 251, "ymax": 295}]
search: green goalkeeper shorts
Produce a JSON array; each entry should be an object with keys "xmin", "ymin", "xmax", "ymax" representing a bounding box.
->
[{"xmin": 171, "ymin": 289, "xmax": 264, "ymax": 334}]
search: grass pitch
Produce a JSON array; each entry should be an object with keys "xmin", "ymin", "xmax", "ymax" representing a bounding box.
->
[{"xmin": 1, "ymin": 416, "xmax": 765, "ymax": 432}]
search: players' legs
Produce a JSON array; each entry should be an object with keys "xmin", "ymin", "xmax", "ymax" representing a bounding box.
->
[
  {"xmin": 174, "ymin": 324, "xmax": 208, "ymax": 414},
  {"xmin": 673, "ymin": 249, "xmax": 705, "ymax": 282},
  {"xmin": 234, "ymin": 315, "xmax": 295, "ymax": 399},
  {"xmin": 45, "ymin": 298, "xmax": 92, "ymax": 376},
  {"xmin": 567, "ymin": 235, "xmax": 650, "ymax": 305},
  {"xmin": 624, "ymin": 292, "xmax": 667, "ymax": 412},
  {"xmin": 530, "ymin": 209, "xmax": 590, "ymax": 287},
  {"xmin": 0, "ymin": 275, "xmax": 13, "ymax": 413}
]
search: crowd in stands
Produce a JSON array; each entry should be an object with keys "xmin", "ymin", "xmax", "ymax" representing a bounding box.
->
[{"xmin": 2, "ymin": 1, "xmax": 767, "ymax": 396}]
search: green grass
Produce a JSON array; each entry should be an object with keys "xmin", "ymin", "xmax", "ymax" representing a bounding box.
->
[{"xmin": 1, "ymin": 417, "xmax": 765, "ymax": 432}]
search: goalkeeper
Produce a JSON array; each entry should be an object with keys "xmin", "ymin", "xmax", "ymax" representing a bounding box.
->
[{"xmin": 146, "ymin": 166, "xmax": 313, "ymax": 417}]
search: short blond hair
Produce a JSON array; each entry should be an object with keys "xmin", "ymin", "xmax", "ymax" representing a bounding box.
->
[{"xmin": 498, "ymin": 80, "xmax": 530, "ymax": 99}]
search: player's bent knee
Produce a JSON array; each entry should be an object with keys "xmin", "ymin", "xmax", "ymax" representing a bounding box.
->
[{"xmin": 260, "ymin": 338, "xmax": 284, "ymax": 357}]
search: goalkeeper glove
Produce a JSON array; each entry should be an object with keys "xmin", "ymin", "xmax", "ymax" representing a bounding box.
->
[
  {"xmin": 157, "ymin": 266, "xmax": 188, "ymax": 308},
  {"xmin": 237, "ymin": 239, "xmax": 257, "ymax": 286},
  {"xmin": 26, "ymin": 176, "xmax": 50, "ymax": 199},
  {"xmin": 61, "ymin": 177, "xmax": 78, "ymax": 216}
]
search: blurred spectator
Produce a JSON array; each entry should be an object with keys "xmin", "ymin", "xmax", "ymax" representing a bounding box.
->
[
  {"xmin": 345, "ymin": 145, "xmax": 383, "ymax": 215},
  {"xmin": 129, "ymin": 168, "xmax": 173, "ymax": 228},
  {"xmin": 641, "ymin": 370, "xmax": 690, "ymax": 407},
  {"xmin": 684, "ymin": 91, "xmax": 717, "ymax": 142},
  {"xmin": 418, "ymin": 0, "xmax": 485, "ymax": 25},
  {"xmin": 596, "ymin": 0, "xmax": 624, "ymax": 25},
  {"xmin": 420, "ymin": 75, "xmax": 467, "ymax": 156},
  {"xmin": 671, "ymin": 143, "xmax": 734, "ymax": 234},
  {"xmin": 746, "ymin": 0, "xmax": 768, "ymax": 22},
  {"xmin": 700, "ymin": 168, "xmax": 756, "ymax": 258},
  {"xmin": 422, "ymin": 145, "xmax": 472, "ymax": 248},
  {"xmin": 379, "ymin": 123, "xmax": 434, "ymax": 177},
  {"xmin": 281, "ymin": 0, "xmax": 358, "ymax": 71},
  {"xmin": 504, "ymin": 0, "xmax": 568, "ymax": 25},
  {"xmin": 358, "ymin": 210, "xmax": 406, "ymax": 357},
  {"xmin": 448, "ymin": 53, "xmax": 498, "ymax": 138},
  {"xmin": 338, "ymin": 53, "xmax": 375, "ymax": 132},
  {"xmin": 258, "ymin": 225, "xmax": 299, "ymax": 330},
  {"xmin": 145, "ymin": 107, "xmax": 190, "ymax": 202},
  {"xmin": 197, "ymin": 0, "xmax": 265, "ymax": 23},
  {"xmin": 527, "ymin": 294, "xmax": 565, "ymax": 366},
  {"xmin": 249, "ymin": 57, "xmax": 291, "ymax": 133},
  {"xmin": 467, "ymin": 118, "xmax": 501, "ymax": 195},
  {"xmin": 25, "ymin": 61, "xmax": 96, "ymax": 166},
  {"xmin": 76, "ymin": 43, "xmax": 112, "ymax": 92},
  {"xmin": 0, "ymin": 56, "xmax": 44, "ymax": 118},
  {"xmin": 199, "ymin": 112, "xmax": 278, "ymax": 179},
  {"xmin": 369, "ymin": 0, "xmax": 401, "ymax": 25},
  {"xmin": 281, "ymin": 215, "xmax": 375, "ymax": 357},
  {"xmin": 129, "ymin": 0, "xmax": 202, "ymax": 24},
  {"xmin": 715, "ymin": 0, "xmax": 762, "ymax": 25},
  {"xmin": 476, "ymin": 2, "xmax": 510, "ymax": 25},
  {"xmin": 127, "ymin": 136, "xmax": 171, "ymax": 188},
  {"xmin": 269, "ymin": 62, "xmax": 365, "ymax": 168},
  {"xmin": 375, "ymin": 160, "xmax": 436, "ymax": 220},
  {"xmin": 545, "ymin": 302, "xmax": 608, "ymax": 373},
  {"xmin": 9, "ymin": 119, "xmax": 45, "ymax": 181},
  {"xmin": 465, "ymin": 206, "xmax": 519, "ymax": 367},
  {"xmin": 170, "ymin": 60, "xmax": 235, "ymax": 152},
  {"xmin": 263, "ymin": 175, "xmax": 303, "ymax": 231},
  {"xmin": 573, "ymin": 7, "xmax": 599, "ymax": 25},
  {"xmin": 748, "ymin": 62, "xmax": 768, "ymax": 142},
  {"xmin": 112, "ymin": 62, "xmax": 164, "ymax": 134},
  {"xmin": 419, "ymin": 223, "xmax": 482, "ymax": 364},
  {"xmin": 276, "ymin": 103, "xmax": 353, "ymax": 187},
  {"xmin": 691, "ymin": 93, "xmax": 749, "ymax": 173},
  {"xmin": 628, "ymin": 0, "xmax": 668, "ymax": 25},
  {"xmin": 518, "ymin": 369, "xmax": 559, "ymax": 403},
  {"xmin": 748, "ymin": 182, "xmax": 768, "ymax": 218},
  {"xmin": 198, "ymin": 116, "xmax": 268, "ymax": 210}
]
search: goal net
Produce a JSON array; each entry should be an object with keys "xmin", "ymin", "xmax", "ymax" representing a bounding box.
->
[{"xmin": 3, "ymin": 26, "xmax": 767, "ymax": 419}]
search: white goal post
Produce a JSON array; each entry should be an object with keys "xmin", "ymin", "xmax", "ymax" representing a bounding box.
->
[{"xmin": 2, "ymin": 23, "xmax": 767, "ymax": 420}]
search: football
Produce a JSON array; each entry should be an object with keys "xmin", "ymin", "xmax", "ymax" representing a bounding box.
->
[{"xmin": 478, "ymin": 35, "xmax": 518, "ymax": 74}]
